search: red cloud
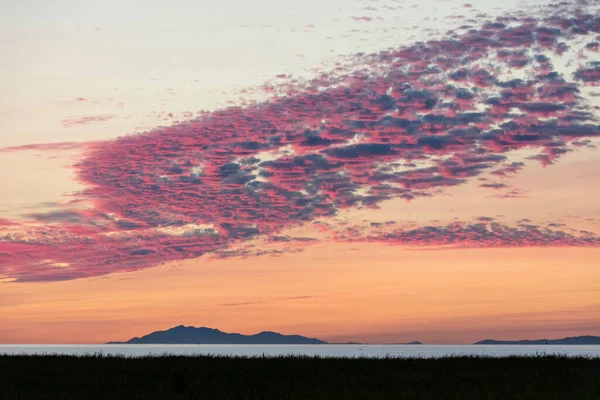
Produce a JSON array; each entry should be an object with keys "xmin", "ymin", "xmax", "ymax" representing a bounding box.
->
[{"xmin": 1, "ymin": 3, "xmax": 600, "ymax": 282}]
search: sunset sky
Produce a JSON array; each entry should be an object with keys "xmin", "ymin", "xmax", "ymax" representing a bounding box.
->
[{"xmin": 1, "ymin": 0, "xmax": 599, "ymax": 344}]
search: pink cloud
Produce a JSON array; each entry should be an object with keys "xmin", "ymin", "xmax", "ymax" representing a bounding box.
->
[
  {"xmin": 335, "ymin": 219, "xmax": 600, "ymax": 249},
  {"xmin": 351, "ymin": 16, "xmax": 373, "ymax": 22},
  {"xmin": 1, "ymin": 3, "xmax": 600, "ymax": 282},
  {"xmin": 0, "ymin": 142, "xmax": 88, "ymax": 152},
  {"xmin": 61, "ymin": 115, "xmax": 115, "ymax": 128}
]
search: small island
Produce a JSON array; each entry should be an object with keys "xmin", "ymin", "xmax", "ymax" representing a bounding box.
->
[
  {"xmin": 107, "ymin": 325, "xmax": 327, "ymax": 345},
  {"xmin": 473, "ymin": 335, "xmax": 600, "ymax": 345}
]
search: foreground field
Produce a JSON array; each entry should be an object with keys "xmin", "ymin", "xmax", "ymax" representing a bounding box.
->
[{"xmin": 1, "ymin": 355, "xmax": 599, "ymax": 399}]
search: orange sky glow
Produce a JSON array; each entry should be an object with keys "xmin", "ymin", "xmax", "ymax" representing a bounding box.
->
[{"xmin": 1, "ymin": 0, "xmax": 600, "ymax": 344}]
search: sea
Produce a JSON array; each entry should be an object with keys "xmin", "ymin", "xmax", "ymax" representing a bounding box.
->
[{"xmin": 1, "ymin": 344, "xmax": 599, "ymax": 358}]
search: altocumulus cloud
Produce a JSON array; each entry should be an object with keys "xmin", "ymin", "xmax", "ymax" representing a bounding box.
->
[{"xmin": 1, "ymin": 1, "xmax": 600, "ymax": 281}]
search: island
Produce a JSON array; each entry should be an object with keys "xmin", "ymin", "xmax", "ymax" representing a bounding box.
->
[
  {"xmin": 473, "ymin": 335, "xmax": 600, "ymax": 345},
  {"xmin": 107, "ymin": 325, "xmax": 327, "ymax": 344}
]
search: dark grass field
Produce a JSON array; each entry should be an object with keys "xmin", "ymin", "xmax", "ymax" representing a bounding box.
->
[{"xmin": 1, "ymin": 354, "xmax": 599, "ymax": 399}]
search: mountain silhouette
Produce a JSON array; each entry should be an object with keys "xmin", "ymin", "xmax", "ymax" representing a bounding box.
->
[
  {"xmin": 106, "ymin": 325, "xmax": 327, "ymax": 344},
  {"xmin": 474, "ymin": 335, "xmax": 600, "ymax": 345}
]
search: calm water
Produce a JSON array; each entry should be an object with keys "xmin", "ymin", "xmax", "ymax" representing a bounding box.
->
[{"xmin": 1, "ymin": 344, "xmax": 599, "ymax": 358}]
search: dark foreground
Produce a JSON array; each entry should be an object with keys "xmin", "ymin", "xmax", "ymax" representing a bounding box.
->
[{"xmin": 1, "ymin": 355, "xmax": 599, "ymax": 399}]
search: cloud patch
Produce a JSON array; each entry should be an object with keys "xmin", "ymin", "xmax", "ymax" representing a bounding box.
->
[
  {"xmin": 336, "ymin": 220, "xmax": 600, "ymax": 249},
  {"xmin": 61, "ymin": 115, "xmax": 115, "ymax": 127}
]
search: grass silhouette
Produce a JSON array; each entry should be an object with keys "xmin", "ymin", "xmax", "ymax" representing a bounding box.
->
[{"xmin": 1, "ymin": 354, "xmax": 599, "ymax": 399}]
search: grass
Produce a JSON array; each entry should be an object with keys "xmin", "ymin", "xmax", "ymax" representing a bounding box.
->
[{"xmin": 0, "ymin": 354, "xmax": 599, "ymax": 399}]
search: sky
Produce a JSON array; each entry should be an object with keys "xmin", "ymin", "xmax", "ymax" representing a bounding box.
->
[{"xmin": 0, "ymin": 0, "xmax": 599, "ymax": 344}]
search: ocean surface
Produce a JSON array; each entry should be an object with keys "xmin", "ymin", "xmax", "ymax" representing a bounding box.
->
[{"xmin": 1, "ymin": 344, "xmax": 599, "ymax": 358}]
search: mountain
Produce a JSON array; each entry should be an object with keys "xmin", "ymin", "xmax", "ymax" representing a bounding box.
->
[
  {"xmin": 106, "ymin": 325, "xmax": 327, "ymax": 344},
  {"xmin": 474, "ymin": 335, "xmax": 600, "ymax": 345}
]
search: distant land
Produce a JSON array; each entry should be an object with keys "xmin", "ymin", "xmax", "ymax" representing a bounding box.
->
[
  {"xmin": 107, "ymin": 325, "xmax": 327, "ymax": 344},
  {"xmin": 474, "ymin": 336, "xmax": 600, "ymax": 345},
  {"xmin": 107, "ymin": 327, "xmax": 600, "ymax": 346}
]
